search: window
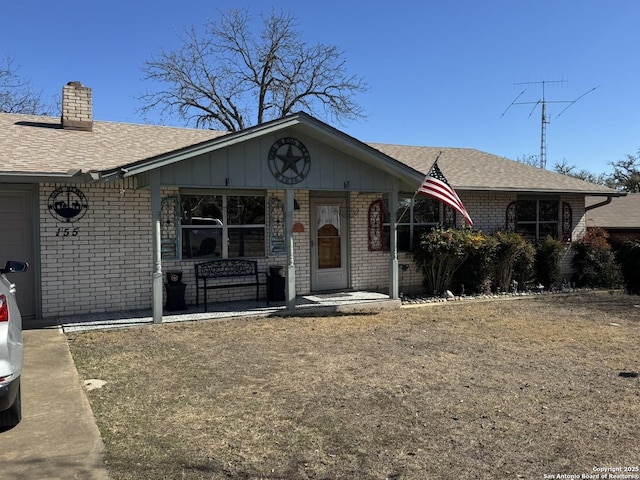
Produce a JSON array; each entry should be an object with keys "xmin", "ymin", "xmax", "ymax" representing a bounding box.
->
[
  {"xmin": 383, "ymin": 195, "xmax": 441, "ymax": 251},
  {"xmin": 507, "ymin": 198, "xmax": 559, "ymax": 242},
  {"xmin": 181, "ymin": 193, "xmax": 265, "ymax": 259}
]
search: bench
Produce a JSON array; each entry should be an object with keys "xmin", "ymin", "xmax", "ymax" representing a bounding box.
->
[{"xmin": 194, "ymin": 259, "xmax": 266, "ymax": 312}]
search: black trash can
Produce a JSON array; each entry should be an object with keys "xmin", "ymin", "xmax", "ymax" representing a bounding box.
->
[
  {"xmin": 267, "ymin": 266, "xmax": 286, "ymax": 302},
  {"xmin": 165, "ymin": 271, "xmax": 187, "ymax": 311}
]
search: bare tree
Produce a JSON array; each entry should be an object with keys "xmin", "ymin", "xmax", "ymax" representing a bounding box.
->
[
  {"xmin": 0, "ymin": 56, "xmax": 48, "ymax": 114},
  {"xmin": 138, "ymin": 8, "xmax": 367, "ymax": 131},
  {"xmin": 553, "ymin": 159, "xmax": 608, "ymax": 185}
]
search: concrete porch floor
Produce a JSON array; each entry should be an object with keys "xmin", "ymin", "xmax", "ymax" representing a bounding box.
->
[{"xmin": 57, "ymin": 291, "xmax": 399, "ymax": 333}]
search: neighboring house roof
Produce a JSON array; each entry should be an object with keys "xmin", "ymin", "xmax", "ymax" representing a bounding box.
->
[
  {"xmin": 586, "ymin": 193, "xmax": 640, "ymax": 229},
  {"xmin": 0, "ymin": 110, "xmax": 622, "ymax": 197}
]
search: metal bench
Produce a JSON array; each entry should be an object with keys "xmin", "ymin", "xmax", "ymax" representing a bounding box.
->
[{"xmin": 194, "ymin": 259, "xmax": 266, "ymax": 311}]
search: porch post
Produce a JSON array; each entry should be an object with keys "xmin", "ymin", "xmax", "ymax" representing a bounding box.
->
[
  {"xmin": 389, "ymin": 188, "xmax": 400, "ymax": 299},
  {"xmin": 150, "ymin": 170, "xmax": 163, "ymax": 324},
  {"xmin": 285, "ymin": 189, "xmax": 296, "ymax": 309}
]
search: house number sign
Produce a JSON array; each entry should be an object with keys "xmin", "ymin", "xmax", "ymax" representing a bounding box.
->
[{"xmin": 48, "ymin": 186, "xmax": 89, "ymax": 237}]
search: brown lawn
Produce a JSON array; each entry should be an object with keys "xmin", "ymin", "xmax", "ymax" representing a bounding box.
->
[{"xmin": 68, "ymin": 292, "xmax": 640, "ymax": 480}]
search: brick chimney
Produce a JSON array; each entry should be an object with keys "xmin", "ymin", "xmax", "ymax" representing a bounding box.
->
[{"xmin": 61, "ymin": 81, "xmax": 93, "ymax": 131}]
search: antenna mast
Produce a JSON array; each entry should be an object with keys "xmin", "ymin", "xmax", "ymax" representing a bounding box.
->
[{"xmin": 500, "ymin": 80, "xmax": 599, "ymax": 169}]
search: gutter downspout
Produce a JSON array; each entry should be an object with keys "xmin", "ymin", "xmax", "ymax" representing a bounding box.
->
[{"xmin": 585, "ymin": 196, "xmax": 613, "ymax": 212}]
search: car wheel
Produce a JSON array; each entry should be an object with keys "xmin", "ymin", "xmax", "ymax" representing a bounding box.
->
[{"xmin": 0, "ymin": 383, "xmax": 21, "ymax": 428}]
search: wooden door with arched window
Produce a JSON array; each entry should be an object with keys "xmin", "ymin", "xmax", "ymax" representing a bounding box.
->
[{"xmin": 310, "ymin": 198, "xmax": 349, "ymax": 291}]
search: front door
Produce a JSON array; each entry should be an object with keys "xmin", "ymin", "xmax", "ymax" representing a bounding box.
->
[{"xmin": 310, "ymin": 198, "xmax": 349, "ymax": 291}]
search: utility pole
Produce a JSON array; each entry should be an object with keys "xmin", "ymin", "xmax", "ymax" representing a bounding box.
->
[{"xmin": 501, "ymin": 80, "xmax": 598, "ymax": 169}]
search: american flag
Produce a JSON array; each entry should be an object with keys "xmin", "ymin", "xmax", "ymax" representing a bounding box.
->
[{"xmin": 418, "ymin": 161, "xmax": 473, "ymax": 227}]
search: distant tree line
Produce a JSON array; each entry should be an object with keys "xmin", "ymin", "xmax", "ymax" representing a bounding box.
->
[{"xmin": 517, "ymin": 152, "xmax": 640, "ymax": 193}]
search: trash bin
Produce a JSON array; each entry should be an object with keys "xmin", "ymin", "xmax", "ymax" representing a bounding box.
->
[
  {"xmin": 267, "ymin": 266, "xmax": 285, "ymax": 302},
  {"xmin": 165, "ymin": 271, "xmax": 187, "ymax": 311}
]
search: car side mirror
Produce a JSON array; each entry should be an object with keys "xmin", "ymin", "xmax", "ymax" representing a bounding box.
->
[{"xmin": 1, "ymin": 261, "xmax": 29, "ymax": 274}]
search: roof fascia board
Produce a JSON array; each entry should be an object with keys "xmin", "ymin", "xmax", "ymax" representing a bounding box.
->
[
  {"xmin": 120, "ymin": 117, "xmax": 303, "ymax": 178},
  {"xmin": 0, "ymin": 172, "xmax": 96, "ymax": 183},
  {"xmin": 455, "ymin": 186, "xmax": 624, "ymax": 196}
]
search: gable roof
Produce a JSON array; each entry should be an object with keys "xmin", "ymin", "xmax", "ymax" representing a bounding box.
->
[
  {"xmin": 0, "ymin": 111, "xmax": 622, "ymax": 197},
  {"xmin": 586, "ymin": 193, "xmax": 640, "ymax": 229},
  {"xmin": 113, "ymin": 112, "xmax": 424, "ymax": 190}
]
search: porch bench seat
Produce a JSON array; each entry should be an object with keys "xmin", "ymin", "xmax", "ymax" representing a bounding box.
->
[{"xmin": 195, "ymin": 259, "xmax": 266, "ymax": 312}]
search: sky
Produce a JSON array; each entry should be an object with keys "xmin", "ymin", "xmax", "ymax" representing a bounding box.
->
[{"xmin": 2, "ymin": 1, "xmax": 638, "ymax": 175}]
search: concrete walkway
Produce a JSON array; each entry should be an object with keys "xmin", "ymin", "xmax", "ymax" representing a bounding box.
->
[{"xmin": 0, "ymin": 328, "xmax": 110, "ymax": 480}]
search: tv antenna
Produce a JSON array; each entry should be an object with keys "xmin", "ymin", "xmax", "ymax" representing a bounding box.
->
[{"xmin": 500, "ymin": 80, "xmax": 599, "ymax": 169}]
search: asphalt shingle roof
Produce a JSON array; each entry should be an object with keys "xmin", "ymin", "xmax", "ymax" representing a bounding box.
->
[
  {"xmin": 586, "ymin": 193, "xmax": 640, "ymax": 229},
  {"xmin": 0, "ymin": 113, "xmax": 225, "ymax": 175},
  {"xmin": 0, "ymin": 111, "xmax": 620, "ymax": 196},
  {"xmin": 368, "ymin": 143, "xmax": 617, "ymax": 195}
]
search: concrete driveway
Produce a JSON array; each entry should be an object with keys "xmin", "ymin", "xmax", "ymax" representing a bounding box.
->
[{"xmin": 0, "ymin": 327, "xmax": 110, "ymax": 480}]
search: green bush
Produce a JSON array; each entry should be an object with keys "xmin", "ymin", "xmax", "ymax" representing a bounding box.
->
[
  {"xmin": 492, "ymin": 231, "xmax": 536, "ymax": 292},
  {"xmin": 572, "ymin": 228, "xmax": 623, "ymax": 288},
  {"xmin": 535, "ymin": 236, "xmax": 565, "ymax": 290},
  {"xmin": 452, "ymin": 231, "xmax": 496, "ymax": 294},
  {"xmin": 615, "ymin": 239, "xmax": 640, "ymax": 294},
  {"xmin": 412, "ymin": 227, "xmax": 471, "ymax": 295}
]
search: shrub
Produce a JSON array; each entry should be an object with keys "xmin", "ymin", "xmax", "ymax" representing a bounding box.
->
[
  {"xmin": 615, "ymin": 239, "xmax": 640, "ymax": 294},
  {"xmin": 452, "ymin": 231, "xmax": 496, "ymax": 294},
  {"xmin": 412, "ymin": 227, "xmax": 471, "ymax": 296},
  {"xmin": 572, "ymin": 228, "xmax": 623, "ymax": 288},
  {"xmin": 535, "ymin": 236, "xmax": 565, "ymax": 290},
  {"xmin": 493, "ymin": 231, "xmax": 535, "ymax": 292}
]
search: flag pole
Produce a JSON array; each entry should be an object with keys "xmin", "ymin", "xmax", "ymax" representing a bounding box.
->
[{"xmin": 396, "ymin": 150, "xmax": 443, "ymax": 223}]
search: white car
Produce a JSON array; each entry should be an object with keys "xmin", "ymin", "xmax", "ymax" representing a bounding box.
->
[{"xmin": 0, "ymin": 260, "xmax": 28, "ymax": 429}]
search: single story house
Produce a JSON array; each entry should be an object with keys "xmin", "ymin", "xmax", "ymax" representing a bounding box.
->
[
  {"xmin": 586, "ymin": 193, "xmax": 639, "ymax": 243},
  {"xmin": 0, "ymin": 82, "xmax": 624, "ymax": 324}
]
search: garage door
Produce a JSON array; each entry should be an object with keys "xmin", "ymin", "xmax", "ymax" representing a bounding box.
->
[{"xmin": 0, "ymin": 188, "xmax": 36, "ymax": 318}]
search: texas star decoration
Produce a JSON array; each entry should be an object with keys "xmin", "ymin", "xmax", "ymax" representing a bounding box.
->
[{"xmin": 268, "ymin": 138, "xmax": 310, "ymax": 185}]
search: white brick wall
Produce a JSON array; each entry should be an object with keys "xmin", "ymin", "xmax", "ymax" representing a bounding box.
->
[
  {"xmin": 37, "ymin": 184, "xmax": 588, "ymax": 318},
  {"xmin": 40, "ymin": 180, "xmax": 152, "ymax": 318}
]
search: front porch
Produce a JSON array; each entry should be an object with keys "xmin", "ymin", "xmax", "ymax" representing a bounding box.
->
[{"xmin": 58, "ymin": 291, "xmax": 399, "ymax": 333}]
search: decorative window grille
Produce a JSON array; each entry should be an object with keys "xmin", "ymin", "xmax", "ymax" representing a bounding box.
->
[
  {"xmin": 161, "ymin": 195, "xmax": 180, "ymax": 260},
  {"xmin": 269, "ymin": 197, "xmax": 286, "ymax": 256},
  {"xmin": 562, "ymin": 202, "xmax": 573, "ymax": 242},
  {"xmin": 368, "ymin": 199, "xmax": 384, "ymax": 251},
  {"xmin": 443, "ymin": 205, "xmax": 456, "ymax": 228},
  {"xmin": 506, "ymin": 201, "xmax": 517, "ymax": 232}
]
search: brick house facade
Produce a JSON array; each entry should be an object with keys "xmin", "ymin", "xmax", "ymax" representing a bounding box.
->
[{"xmin": 0, "ymin": 83, "xmax": 623, "ymax": 323}]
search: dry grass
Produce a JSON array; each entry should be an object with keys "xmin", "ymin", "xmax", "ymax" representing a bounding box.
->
[{"xmin": 68, "ymin": 292, "xmax": 640, "ymax": 480}]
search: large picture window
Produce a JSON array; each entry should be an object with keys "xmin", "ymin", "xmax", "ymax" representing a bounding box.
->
[
  {"xmin": 507, "ymin": 198, "xmax": 559, "ymax": 242},
  {"xmin": 181, "ymin": 193, "xmax": 265, "ymax": 259},
  {"xmin": 383, "ymin": 195, "xmax": 441, "ymax": 251}
]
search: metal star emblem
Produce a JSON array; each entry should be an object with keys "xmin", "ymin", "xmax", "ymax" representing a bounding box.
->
[{"xmin": 277, "ymin": 145, "xmax": 304, "ymax": 175}]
